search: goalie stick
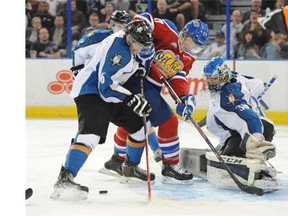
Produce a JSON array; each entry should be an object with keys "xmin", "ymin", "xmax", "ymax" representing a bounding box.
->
[
  {"xmin": 151, "ymin": 63, "xmax": 264, "ymax": 196},
  {"xmin": 257, "ymin": 74, "xmax": 278, "ymax": 100},
  {"xmin": 26, "ymin": 188, "xmax": 33, "ymax": 200},
  {"xmin": 140, "ymin": 78, "xmax": 152, "ymax": 202}
]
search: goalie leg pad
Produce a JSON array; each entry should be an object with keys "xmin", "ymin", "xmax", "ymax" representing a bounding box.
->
[
  {"xmin": 205, "ymin": 152, "xmax": 280, "ymax": 191},
  {"xmin": 179, "ymin": 148, "xmax": 208, "ymax": 180}
]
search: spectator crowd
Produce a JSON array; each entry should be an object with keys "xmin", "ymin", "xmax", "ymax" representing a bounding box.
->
[{"xmin": 25, "ymin": 0, "xmax": 288, "ymax": 59}]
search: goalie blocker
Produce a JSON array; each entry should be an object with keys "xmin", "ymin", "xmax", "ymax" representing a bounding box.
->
[{"xmin": 180, "ymin": 149, "xmax": 280, "ymax": 192}]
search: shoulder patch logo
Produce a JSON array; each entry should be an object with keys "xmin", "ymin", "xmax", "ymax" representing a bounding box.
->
[
  {"xmin": 226, "ymin": 93, "xmax": 238, "ymax": 105},
  {"xmin": 110, "ymin": 53, "xmax": 123, "ymax": 66}
]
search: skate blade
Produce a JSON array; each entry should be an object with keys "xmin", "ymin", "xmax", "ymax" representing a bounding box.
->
[
  {"xmin": 50, "ymin": 187, "xmax": 88, "ymax": 201},
  {"xmin": 120, "ymin": 176, "xmax": 155, "ymax": 185},
  {"xmin": 161, "ymin": 176, "xmax": 193, "ymax": 185},
  {"xmin": 98, "ymin": 167, "xmax": 122, "ymax": 178}
]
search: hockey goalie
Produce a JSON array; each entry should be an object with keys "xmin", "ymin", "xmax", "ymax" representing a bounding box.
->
[{"xmin": 180, "ymin": 57, "xmax": 280, "ymax": 192}]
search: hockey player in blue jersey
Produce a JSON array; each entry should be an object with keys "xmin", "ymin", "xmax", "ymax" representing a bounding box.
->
[
  {"xmin": 70, "ymin": 10, "xmax": 161, "ymax": 171},
  {"xmin": 201, "ymin": 57, "xmax": 279, "ymax": 191},
  {"xmin": 51, "ymin": 20, "xmax": 154, "ymax": 200}
]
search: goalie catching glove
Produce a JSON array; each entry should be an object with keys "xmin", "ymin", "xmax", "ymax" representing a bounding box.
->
[
  {"xmin": 176, "ymin": 94, "xmax": 196, "ymax": 121},
  {"xmin": 240, "ymin": 132, "xmax": 276, "ymax": 161},
  {"xmin": 125, "ymin": 93, "xmax": 152, "ymax": 117}
]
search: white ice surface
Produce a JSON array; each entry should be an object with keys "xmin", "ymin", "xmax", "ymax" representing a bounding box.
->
[{"xmin": 26, "ymin": 119, "xmax": 288, "ymax": 216}]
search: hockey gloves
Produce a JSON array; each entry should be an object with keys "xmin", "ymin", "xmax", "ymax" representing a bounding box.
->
[
  {"xmin": 240, "ymin": 132, "xmax": 276, "ymax": 161},
  {"xmin": 176, "ymin": 94, "xmax": 196, "ymax": 121},
  {"xmin": 70, "ymin": 64, "xmax": 84, "ymax": 78},
  {"xmin": 125, "ymin": 93, "xmax": 152, "ymax": 117}
]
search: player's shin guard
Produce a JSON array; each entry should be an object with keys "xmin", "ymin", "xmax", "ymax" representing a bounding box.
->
[
  {"xmin": 64, "ymin": 143, "xmax": 91, "ymax": 177},
  {"xmin": 158, "ymin": 114, "xmax": 180, "ymax": 164},
  {"xmin": 148, "ymin": 128, "xmax": 162, "ymax": 162},
  {"xmin": 126, "ymin": 136, "xmax": 145, "ymax": 165},
  {"xmin": 114, "ymin": 127, "xmax": 129, "ymax": 161},
  {"xmin": 148, "ymin": 128, "xmax": 159, "ymax": 151}
]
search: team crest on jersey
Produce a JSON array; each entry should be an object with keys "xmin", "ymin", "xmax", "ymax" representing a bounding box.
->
[
  {"xmin": 110, "ymin": 53, "xmax": 123, "ymax": 66},
  {"xmin": 154, "ymin": 50, "xmax": 183, "ymax": 78},
  {"xmin": 226, "ymin": 93, "xmax": 238, "ymax": 105}
]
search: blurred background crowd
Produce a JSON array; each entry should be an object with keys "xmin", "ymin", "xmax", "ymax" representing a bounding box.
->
[{"xmin": 25, "ymin": 0, "xmax": 288, "ymax": 59}]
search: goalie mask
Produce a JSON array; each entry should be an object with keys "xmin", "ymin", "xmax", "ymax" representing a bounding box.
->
[
  {"xmin": 180, "ymin": 19, "xmax": 209, "ymax": 53},
  {"xmin": 203, "ymin": 57, "xmax": 231, "ymax": 93}
]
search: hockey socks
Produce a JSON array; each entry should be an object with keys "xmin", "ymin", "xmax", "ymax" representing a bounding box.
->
[
  {"xmin": 64, "ymin": 144, "xmax": 90, "ymax": 177},
  {"xmin": 147, "ymin": 128, "xmax": 159, "ymax": 152},
  {"xmin": 126, "ymin": 137, "xmax": 145, "ymax": 165}
]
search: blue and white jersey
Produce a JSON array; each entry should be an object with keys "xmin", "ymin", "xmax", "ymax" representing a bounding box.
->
[
  {"xmin": 231, "ymin": 72, "xmax": 265, "ymax": 102},
  {"xmin": 70, "ymin": 30, "xmax": 140, "ymax": 103},
  {"xmin": 206, "ymin": 80, "xmax": 264, "ymax": 146},
  {"xmin": 72, "ymin": 29, "xmax": 112, "ymax": 67}
]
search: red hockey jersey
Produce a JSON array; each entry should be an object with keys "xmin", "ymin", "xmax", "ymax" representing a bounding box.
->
[{"xmin": 134, "ymin": 12, "xmax": 196, "ymax": 97}]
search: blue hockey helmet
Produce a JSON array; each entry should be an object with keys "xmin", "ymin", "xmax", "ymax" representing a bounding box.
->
[
  {"xmin": 181, "ymin": 19, "xmax": 209, "ymax": 53},
  {"xmin": 203, "ymin": 57, "xmax": 231, "ymax": 92}
]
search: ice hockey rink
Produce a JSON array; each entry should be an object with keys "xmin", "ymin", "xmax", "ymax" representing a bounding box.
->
[{"xmin": 25, "ymin": 119, "xmax": 288, "ymax": 216}]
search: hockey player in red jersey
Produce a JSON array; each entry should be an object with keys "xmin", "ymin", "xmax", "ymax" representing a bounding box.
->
[{"xmin": 102, "ymin": 12, "xmax": 209, "ymax": 184}]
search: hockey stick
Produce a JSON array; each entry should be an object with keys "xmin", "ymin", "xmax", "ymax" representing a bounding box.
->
[
  {"xmin": 151, "ymin": 64, "xmax": 264, "ymax": 196},
  {"xmin": 197, "ymin": 74, "xmax": 278, "ymax": 127},
  {"xmin": 140, "ymin": 78, "xmax": 152, "ymax": 202},
  {"xmin": 257, "ymin": 75, "xmax": 278, "ymax": 100}
]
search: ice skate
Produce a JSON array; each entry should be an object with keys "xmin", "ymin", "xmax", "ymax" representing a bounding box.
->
[
  {"xmin": 121, "ymin": 162, "xmax": 155, "ymax": 184},
  {"xmin": 50, "ymin": 166, "xmax": 88, "ymax": 200},
  {"xmin": 161, "ymin": 161, "xmax": 193, "ymax": 185},
  {"xmin": 99, "ymin": 154, "xmax": 124, "ymax": 177}
]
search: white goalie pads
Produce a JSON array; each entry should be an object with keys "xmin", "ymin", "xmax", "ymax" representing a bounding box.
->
[
  {"xmin": 179, "ymin": 148, "xmax": 209, "ymax": 180},
  {"xmin": 205, "ymin": 152, "xmax": 281, "ymax": 191}
]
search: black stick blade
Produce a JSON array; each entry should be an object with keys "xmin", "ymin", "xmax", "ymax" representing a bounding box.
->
[{"xmin": 240, "ymin": 185, "xmax": 264, "ymax": 196}]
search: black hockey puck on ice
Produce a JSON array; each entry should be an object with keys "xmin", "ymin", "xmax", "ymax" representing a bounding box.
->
[
  {"xmin": 99, "ymin": 190, "xmax": 108, "ymax": 194},
  {"xmin": 26, "ymin": 188, "xmax": 33, "ymax": 200}
]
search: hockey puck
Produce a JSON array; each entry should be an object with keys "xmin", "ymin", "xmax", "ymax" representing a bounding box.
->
[
  {"xmin": 25, "ymin": 188, "xmax": 33, "ymax": 200},
  {"xmin": 99, "ymin": 190, "xmax": 108, "ymax": 194}
]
